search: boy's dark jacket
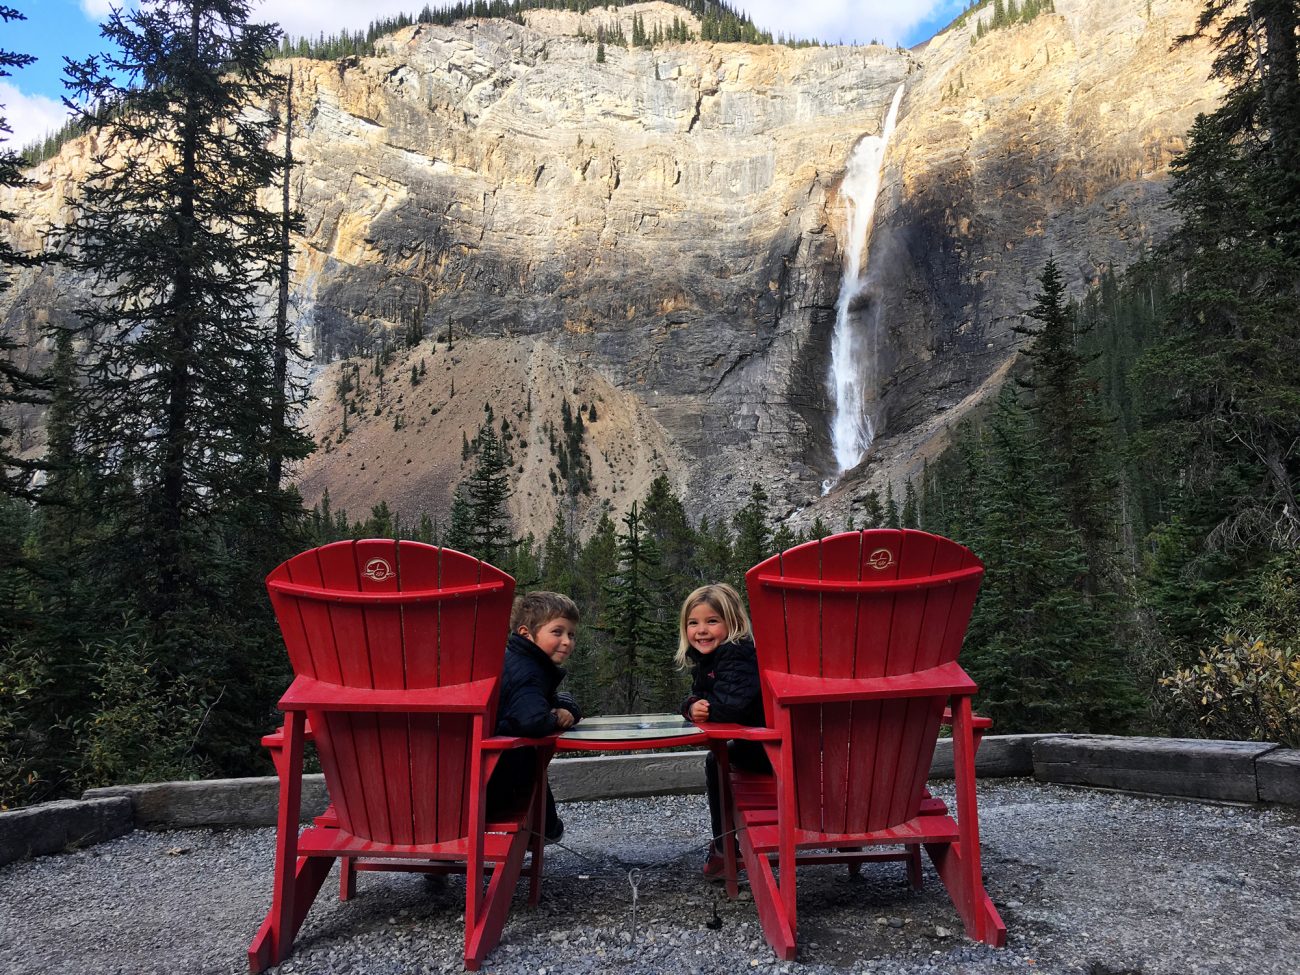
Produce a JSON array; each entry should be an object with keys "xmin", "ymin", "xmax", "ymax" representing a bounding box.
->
[
  {"xmin": 495, "ymin": 632, "xmax": 582, "ymax": 738},
  {"xmin": 679, "ymin": 637, "xmax": 765, "ymax": 726}
]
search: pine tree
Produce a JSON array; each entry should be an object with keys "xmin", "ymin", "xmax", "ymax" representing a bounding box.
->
[
  {"xmin": 60, "ymin": 0, "xmax": 295, "ymax": 610},
  {"xmin": 266, "ymin": 67, "xmax": 311, "ymax": 495},
  {"xmin": 901, "ymin": 479, "xmax": 920, "ymax": 529},
  {"xmin": 884, "ymin": 483, "xmax": 901, "ymax": 529},
  {"xmin": 52, "ymin": 0, "xmax": 306, "ymax": 774},
  {"xmin": 601, "ymin": 502, "xmax": 676, "ymax": 712},
  {"xmin": 641, "ymin": 474, "xmax": 695, "ymax": 595},
  {"xmin": 0, "ymin": 7, "xmax": 49, "ymax": 502},
  {"xmin": 1015, "ymin": 258, "xmax": 1120, "ymax": 593},
  {"xmin": 960, "ymin": 388, "xmax": 1139, "ymax": 732},
  {"xmin": 459, "ymin": 425, "xmax": 514, "ymax": 565},
  {"xmin": 731, "ymin": 482, "xmax": 771, "ymax": 584}
]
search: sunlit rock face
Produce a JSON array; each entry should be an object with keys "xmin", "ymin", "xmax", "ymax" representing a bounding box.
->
[{"xmin": 1, "ymin": 0, "xmax": 1222, "ymax": 537}]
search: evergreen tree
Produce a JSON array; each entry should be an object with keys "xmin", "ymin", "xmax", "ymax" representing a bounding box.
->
[
  {"xmin": 458, "ymin": 425, "xmax": 514, "ymax": 565},
  {"xmin": 0, "ymin": 7, "xmax": 49, "ymax": 502},
  {"xmin": 901, "ymin": 479, "xmax": 920, "ymax": 529},
  {"xmin": 731, "ymin": 482, "xmax": 771, "ymax": 583},
  {"xmin": 695, "ymin": 515, "xmax": 734, "ymax": 586},
  {"xmin": 61, "ymin": 0, "xmax": 294, "ymax": 606},
  {"xmin": 960, "ymin": 389, "xmax": 1138, "ymax": 732},
  {"xmin": 884, "ymin": 483, "xmax": 901, "ymax": 529},
  {"xmin": 641, "ymin": 474, "xmax": 695, "ymax": 595},
  {"xmin": 266, "ymin": 66, "xmax": 311, "ymax": 495},
  {"xmin": 54, "ymin": 0, "xmax": 307, "ymax": 773},
  {"xmin": 601, "ymin": 502, "xmax": 676, "ymax": 712},
  {"xmin": 1015, "ymin": 258, "xmax": 1120, "ymax": 593}
]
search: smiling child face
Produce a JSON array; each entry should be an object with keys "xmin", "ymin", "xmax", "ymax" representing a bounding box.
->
[
  {"xmin": 686, "ymin": 600, "xmax": 728, "ymax": 655},
  {"xmin": 521, "ymin": 616, "xmax": 576, "ymax": 665}
]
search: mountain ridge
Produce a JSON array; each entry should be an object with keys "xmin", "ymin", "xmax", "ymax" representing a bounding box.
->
[{"xmin": 0, "ymin": 0, "xmax": 1224, "ymax": 539}]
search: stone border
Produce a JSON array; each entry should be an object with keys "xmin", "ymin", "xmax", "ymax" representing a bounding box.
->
[
  {"xmin": 1032, "ymin": 735, "xmax": 1292, "ymax": 804},
  {"xmin": 0, "ymin": 797, "xmax": 132, "ymax": 867},
  {"xmin": 2, "ymin": 735, "xmax": 1296, "ymax": 868}
]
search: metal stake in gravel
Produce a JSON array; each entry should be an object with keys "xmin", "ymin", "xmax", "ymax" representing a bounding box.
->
[
  {"xmin": 537, "ymin": 824, "xmax": 745, "ymax": 943},
  {"xmin": 628, "ymin": 868, "xmax": 641, "ymax": 943}
]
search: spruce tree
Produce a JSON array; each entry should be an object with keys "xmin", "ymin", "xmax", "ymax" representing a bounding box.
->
[
  {"xmin": 601, "ymin": 502, "xmax": 676, "ymax": 712},
  {"xmin": 1015, "ymin": 258, "xmax": 1120, "ymax": 593},
  {"xmin": 961, "ymin": 389, "xmax": 1139, "ymax": 732},
  {"xmin": 731, "ymin": 482, "xmax": 772, "ymax": 584},
  {"xmin": 55, "ymin": 0, "xmax": 305, "ymax": 774},
  {"xmin": 0, "ymin": 7, "xmax": 49, "ymax": 502},
  {"xmin": 61, "ymin": 0, "xmax": 294, "ymax": 608},
  {"xmin": 459, "ymin": 425, "xmax": 514, "ymax": 565}
]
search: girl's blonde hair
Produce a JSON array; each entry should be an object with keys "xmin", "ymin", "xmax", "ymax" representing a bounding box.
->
[{"xmin": 675, "ymin": 582, "xmax": 753, "ymax": 668}]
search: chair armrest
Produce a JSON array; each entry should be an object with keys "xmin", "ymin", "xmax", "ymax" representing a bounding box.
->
[
  {"xmin": 765, "ymin": 660, "xmax": 977, "ymax": 705},
  {"xmin": 278, "ymin": 675, "xmax": 496, "ymax": 714},
  {"xmin": 941, "ymin": 707, "xmax": 993, "ymax": 730},
  {"xmin": 261, "ymin": 718, "xmax": 315, "ymax": 748},
  {"xmin": 482, "ymin": 734, "xmax": 559, "ymax": 750},
  {"xmin": 695, "ymin": 722, "xmax": 782, "ymax": 742}
]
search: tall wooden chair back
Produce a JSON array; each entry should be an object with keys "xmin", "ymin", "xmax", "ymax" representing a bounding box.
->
[
  {"xmin": 249, "ymin": 540, "xmax": 542, "ymax": 974},
  {"xmin": 267, "ymin": 539, "xmax": 514, "ymax": 847},
  {"xmin": 746, "ymin": 529, "xmax": 983, "ymax": 836}
]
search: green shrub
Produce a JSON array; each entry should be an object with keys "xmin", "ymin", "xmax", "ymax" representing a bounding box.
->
[
  {"xmin": 1161, "ymin": 559, "xmax": 1300, "ymax": 746},
  {"xmin": 82, "ymin": 634, "xmax": 210, "ymax": 787}
]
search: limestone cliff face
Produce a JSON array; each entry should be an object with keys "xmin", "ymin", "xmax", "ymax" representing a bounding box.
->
[
  {"xmin": 0, "ymin": 0, "xmax": 1223, "ymax": 538},
  {"xmin": 841, "ymin": 0, "xmax": 1224, "ymax": 519}
]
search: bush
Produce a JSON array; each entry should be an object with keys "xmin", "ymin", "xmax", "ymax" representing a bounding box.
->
[
  {"xmin": 81, "ymin": 634, "xmax": 211, "ymax": 787},
  {"xmin": 1161, "ymin": 558, "xmax": 1300, "ymax": 746},
  {"xmin": 0, "ymin": 639, "xmax": 53, "ymax": 809}
]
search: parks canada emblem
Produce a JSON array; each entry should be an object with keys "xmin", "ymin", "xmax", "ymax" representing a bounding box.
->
[{"xmin": 363, "ymin": 558, "xmax": 393, "ymax": 582}]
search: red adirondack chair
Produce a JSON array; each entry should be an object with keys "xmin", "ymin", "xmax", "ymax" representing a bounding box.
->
[
  {"xmin": 248, "ymin": 540, "xmax": 553, "ymax": 973},
  {"xmin": 712, "ymin": 529, "xmax": 1006, "ymax": 960}
]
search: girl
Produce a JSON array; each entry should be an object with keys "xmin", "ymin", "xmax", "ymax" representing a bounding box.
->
[{"xmin": 677, "ymin": 583, "xmax": 771, "ymax": 876}]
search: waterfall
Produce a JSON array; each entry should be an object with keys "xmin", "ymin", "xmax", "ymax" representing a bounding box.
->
[{"xmin": 825, "ymin": 84, "xmax": 905, "ymax": 489}]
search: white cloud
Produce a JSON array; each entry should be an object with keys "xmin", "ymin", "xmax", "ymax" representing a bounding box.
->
[
  {"xmin": 0, "ymin": 82, "xmax": 70, "ymax": 152},
  {"xmin": 80, "ymin": 0, "xmax": 116, "ymax": 19},
  {"xmin": 251, "ymin": 0, "xmax": 423, "ymax": 40},
  {"xmin": 250, "ymin": 0, "xmax": 962, "ymax": 46},
  {"xmin": 740, "ymin": 0, "xmax": 963, "ymax": 45}
]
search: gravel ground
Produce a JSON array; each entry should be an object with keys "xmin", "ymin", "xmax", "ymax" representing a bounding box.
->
[{"xmin": 2, "ymin": 779, "xmax": 1298, "ymax": 975}]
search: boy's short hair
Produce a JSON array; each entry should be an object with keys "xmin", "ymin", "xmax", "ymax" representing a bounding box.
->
[{"xmin": 511, "ymin": 590, "xmax": 580, "ymax": 634}]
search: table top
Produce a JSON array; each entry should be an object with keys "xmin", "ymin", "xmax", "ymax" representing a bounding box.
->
[{"xmin": 557, "ymin": 712, "xmax": 706, "ymax": 751}]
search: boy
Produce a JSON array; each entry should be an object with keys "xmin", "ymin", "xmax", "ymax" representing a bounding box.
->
[{"xmin": 486, "ymin": 590, "xmax": 582, "ymax": 843}]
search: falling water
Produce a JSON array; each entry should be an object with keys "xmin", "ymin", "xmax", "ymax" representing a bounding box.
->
[{"xmin": 825, "ymin": 84, "xmax": 905, "ymax": 490}]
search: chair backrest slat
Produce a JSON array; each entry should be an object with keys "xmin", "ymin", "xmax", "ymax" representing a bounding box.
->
[
  {"xmin": 266, "ymin": 540, "xmax": 514, "ymax": 846},
  {"xmin": 746, "ymin": 529, "xmax": 983, "ymax": 835}
]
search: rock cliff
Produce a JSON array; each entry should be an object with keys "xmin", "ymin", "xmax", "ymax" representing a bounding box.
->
[{"xmin": 0, "ymin": 0, "xmax": 1224, "ymax": 538}]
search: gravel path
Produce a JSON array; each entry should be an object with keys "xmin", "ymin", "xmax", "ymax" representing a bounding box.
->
[{"xmin": 3, "ymin": 780, "xmax": 1298, "ymax": 975}]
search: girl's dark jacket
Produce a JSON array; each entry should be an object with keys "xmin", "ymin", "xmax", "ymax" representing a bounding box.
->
[
  {"xmin": 495, "ymin": 632, "xmax": 582, "ymax": 738},
  {"xmin": 678, "ymin": 637, "xmax": 765, "ymax": 727}
]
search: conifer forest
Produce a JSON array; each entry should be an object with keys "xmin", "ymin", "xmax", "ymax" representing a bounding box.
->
[{"xmin": 1, "ymin": 0, "xmax": 1298, "ymax": 809}]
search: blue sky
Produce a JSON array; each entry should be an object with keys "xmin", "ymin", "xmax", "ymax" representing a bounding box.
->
[{"xmin": 2, "ymin": 0, "xmax": 968, "ymax": 149}]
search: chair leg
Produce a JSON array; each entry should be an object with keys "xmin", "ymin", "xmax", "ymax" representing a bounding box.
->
[
  {"xmin": 713, "ymin": 742, "xmax": 741, "ymax": 899},
  {"xmin": 248, "ymin": 711, "xmax": 335, "ymax": 972},
  {"xmin": 740, "ymin": 829, "xmax": 796, "ymax": 961},
  {"xmin": 339, "ymin": 857, "xmax": 356, "ymax": 901},
  {"xmin": 249, "ymin": 856, "xmax": 334, "ymax": 973},
  {"xmin": 927, "ymin": 696, "xmax": 1006, "ymax": 947},
  {"xmin": 526, "ymin": 750, "xmax": 549, "ymax": 907},
  {"xmin": 906, "ymin": 844, "xmax": 923, "ymax": 890},
  {"xmin": 466, "ymin": 827, "xmax": 532, "ymax": 968}
]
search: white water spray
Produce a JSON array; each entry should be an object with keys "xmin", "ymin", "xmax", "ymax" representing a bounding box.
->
[{"xmin": 824, "ymin": 84, "xmax": 905, "ymax": 491}]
